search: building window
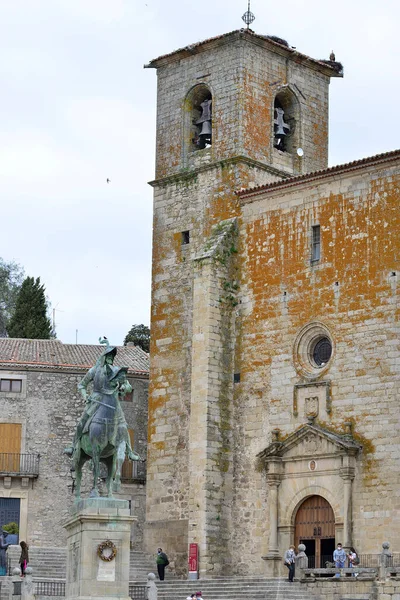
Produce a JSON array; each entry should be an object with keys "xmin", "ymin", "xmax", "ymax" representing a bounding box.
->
[
  {"xmin": 311, "ymin": 337, "xmax": 332, "ymax": 367},
  {"xmin": 311, "ymin": 225, "xmax": 321, "ymax": 262},
  {"xmin": 293, "ymin": 322, "xmax": 334, "ymax": 378},
  {"xmin": 233, "ymin": 373, "xmax": 241, "ymax": 383},
  {"xmin": 181, "ymin": 231, "xmax": 190, "ymax": 245},
  {"xmin": 0, "ymin": 379, "xmax": 22, "ymax": 393}
]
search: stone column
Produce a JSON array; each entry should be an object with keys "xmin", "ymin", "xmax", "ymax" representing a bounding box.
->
[
  {"xmin": 268, "ymin": 479, "xmax": 280, "ymax": 555},
  {"xmin": 340, "ymin": 466, "xmax": 355, "ymax": 547},
  {"xmin": 262, "ymin": 467, "xmax": 282, "ymax": 577}
]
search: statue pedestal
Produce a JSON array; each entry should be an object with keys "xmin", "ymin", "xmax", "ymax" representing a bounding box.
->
[{"xmin": 63, "ymin": 499, "xmax": 136, "ymax": 600}]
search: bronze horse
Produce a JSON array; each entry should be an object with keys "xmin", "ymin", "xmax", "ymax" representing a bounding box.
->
[
  {"xmin": 73, "ymin": 398, "xmax": 133, "ymax": 499},
  {"xmin": 66, "ymin": 339, "xmax": 140, "ymax": 499}
]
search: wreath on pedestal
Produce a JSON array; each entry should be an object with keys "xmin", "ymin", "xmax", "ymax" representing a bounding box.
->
[{"xmin": 97, "ymin": 540, "xmax": 117, "ymax": 562}]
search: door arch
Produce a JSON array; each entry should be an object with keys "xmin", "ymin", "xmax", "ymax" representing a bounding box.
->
[{"xmin": 294, "ymin": 495, "xmax": 335, "ymax": 567}]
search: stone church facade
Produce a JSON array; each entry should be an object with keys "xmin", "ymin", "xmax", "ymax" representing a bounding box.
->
[
  {"xmin": 0, "ymin": 338, "xmax": 149, "ymax": 548},
  {"xmin": 144, "ymin": 29, "xmax": 400, "ymax": 577}
]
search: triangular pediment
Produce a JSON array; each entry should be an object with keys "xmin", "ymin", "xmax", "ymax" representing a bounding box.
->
[{"xmin": 257, "ymin": 422, "xmax": 361, "ymax": 462}]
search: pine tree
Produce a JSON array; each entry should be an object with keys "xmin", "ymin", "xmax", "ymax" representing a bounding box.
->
[{"xmin": 7, "ymin": 276, "xmax": 52, "ymax": 339}]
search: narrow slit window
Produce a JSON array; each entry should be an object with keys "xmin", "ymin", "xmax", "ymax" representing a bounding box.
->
[
  {"xmin": 311, "ymin": 225, "xmax": 321, "ymax": 262},
  {"xmin": 181, "ymin": 231, "xmax": 190, "ymax": 245}
]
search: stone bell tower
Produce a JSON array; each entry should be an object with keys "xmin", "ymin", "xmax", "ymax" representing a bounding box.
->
[{"xmin": 144, "ymin": 28, "xmax": 342, "ymax": 577}]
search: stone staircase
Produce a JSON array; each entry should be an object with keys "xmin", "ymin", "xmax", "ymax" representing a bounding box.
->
[
  {"xmin": 153, "ymin": 577, "xmax": 312, "ymax": 600},
  {"xmin": 6, "ymin": 546, "xmax": 172, "ymax": 581}
]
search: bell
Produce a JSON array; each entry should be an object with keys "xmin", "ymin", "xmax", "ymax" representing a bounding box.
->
[
  {"xmin": 274, "ymin": 107, "xmax": 290, "ymax": 136},
  {"xmin": 199, "ymin": 120, "xmax": 212, "ymax": 136}
]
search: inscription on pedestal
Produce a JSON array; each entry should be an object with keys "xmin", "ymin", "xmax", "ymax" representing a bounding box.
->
[{"xmin": 97, "ymin": 558, "xmax": 116, "ymax": 582}]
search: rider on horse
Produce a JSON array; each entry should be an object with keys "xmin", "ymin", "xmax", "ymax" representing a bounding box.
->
[{"xmin": 64, "ymin": 338, "xmax": 140, "ymax": 462}]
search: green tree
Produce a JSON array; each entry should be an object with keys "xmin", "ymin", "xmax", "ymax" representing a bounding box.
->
[
  {"xmin": 124, "ymin": 324, "xmax": 150, "ymax": 353},
  {"xmin": 0, "ymin": 258, "xmax": 25, "ymax": 337},
  {"xmin": 8, "ymin": 276, "xmax": 52, "ymax": 339}
]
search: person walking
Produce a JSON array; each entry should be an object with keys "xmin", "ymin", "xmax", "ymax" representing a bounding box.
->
[
  {"xmin": 19, "ymin": 541, "xmax": 29, "ymax": 576},
  {"xmin": 333, "ymin": 543, "xmax": 346, "ymax": 577},
  {"xmin": 284, "ymin": 545, "xmax": 296, "ymax": 582},
  {"xmin": 156, "ymin": 548, "xmax": 169, "ymax": 581}
]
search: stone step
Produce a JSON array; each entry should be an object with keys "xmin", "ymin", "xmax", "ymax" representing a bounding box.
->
[{"xmin": 6, "ymin": 546, "xmax": 174, "ymax": 581}]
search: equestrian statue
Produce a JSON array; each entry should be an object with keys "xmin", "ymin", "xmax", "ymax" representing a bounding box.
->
[{"xmin": 64, "ymin": 337, "xmax": 141, "ymax": 499}]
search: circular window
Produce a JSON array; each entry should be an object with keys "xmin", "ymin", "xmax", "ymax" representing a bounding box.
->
[
  {"xmin": 311, "ymin": 337, "xmax": 332, "ymax": 366},
  {"xmin": 293, "ymin": 322, "xmax": 334, "ymax": 378}
]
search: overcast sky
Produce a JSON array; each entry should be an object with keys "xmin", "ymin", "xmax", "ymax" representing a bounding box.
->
[{"xmin": 1, "ymin": 0, "xmax": 399, "ymax": 345}]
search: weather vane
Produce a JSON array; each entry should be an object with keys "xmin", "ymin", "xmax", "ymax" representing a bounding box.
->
[{"xmin": 242, "ymin": 0, "xmax": 255, "ymax": 29}]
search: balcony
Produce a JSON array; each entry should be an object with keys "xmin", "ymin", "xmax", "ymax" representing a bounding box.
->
[
  {"xmin": 0, "ymin": 453, "xmax": 40, "ymax": 478},
  {"xmin": 121, "ymin": 459, "xmax": 146, "ymax": 483}
]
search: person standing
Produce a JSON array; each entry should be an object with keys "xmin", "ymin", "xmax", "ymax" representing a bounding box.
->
[
  {"xmin": 0, "ymin": 530, "xmax": 10, "ymax": 576},
  {"xmin": 348, "ymin": 547, "xmax": 358, "ymax": 577},
  {"xmin": 19, "ymin": 541, "xmax": 29, "ymax": 576},
  {"xmin": 333, "ymin": 543, "xmax": 346, "ymax": 577},
  {"xmin": 284, "ymin": 545, "xmax": 296, "ymax": 582},
  {"xmin": 156, "ymin": 548, "xmax": 169, "ymax": 581}
]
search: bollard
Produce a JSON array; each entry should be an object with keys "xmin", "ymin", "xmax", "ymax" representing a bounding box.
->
[
  {"xmin": 295, "ymin": 543, "xmax": 308, "ymax": 581},
  {"xmin": 379, "ymin": 542, "xmax": 392, "ymax": 580},
  {"xmin": 21, "ymin": 567, "xmax": 34, "ymax": 600},
  {"xmin": 146, "ymin": 573, "xmax": 158, "ymax": 600},
  {"xmin": 11, "ymin": 567, "xmax": 21, "ymax": 600}
]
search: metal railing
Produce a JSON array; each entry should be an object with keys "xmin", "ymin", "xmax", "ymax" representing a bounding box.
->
[
  {"xmin": 304, "ymin": 553, "xmax": 400, "ymax": 569},
  {"xmin": 129, "ymin": 584, "xmax": 147, "ymax": 600},
  {"xmin": 35, "ymin": 581, "xmax": 66, "ymax": 596},
  {"xmin": 0, "ymin": 453, "xmax": 40, "ymax": 476}
]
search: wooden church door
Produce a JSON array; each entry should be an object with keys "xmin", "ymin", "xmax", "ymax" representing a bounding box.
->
[{"xmin": 294, "ymin": 495, "xmax": 335, "ymax": 567}]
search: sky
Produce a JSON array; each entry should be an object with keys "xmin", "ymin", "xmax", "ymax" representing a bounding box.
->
[{"xmin": 1, "ymin": 0, "xmax": 399, "ymax": 345}]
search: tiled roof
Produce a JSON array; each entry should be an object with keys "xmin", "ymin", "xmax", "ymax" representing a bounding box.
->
[
  {"xmin": 0, "ymin": 338, "xmax": 149, "ymax": 375},
  {"xmin": 238, "ymin": 149, "xmax": 400, "ymax": 200},
  {"xmin": 146, "ymin": 29, "xmax": 343, "ymax": 76}
]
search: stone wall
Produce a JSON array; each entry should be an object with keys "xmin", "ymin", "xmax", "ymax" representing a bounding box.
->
[
  {"xmin": 303, "ymin": 578, "xmax": 400, "ymax": 600},
  {"xmin": 0, "ymin": 367, "xmax": 148, "ymax": 547},
  {"xmin": 235, "ymin": 158, "xmax": 400, "ymax": 570}
]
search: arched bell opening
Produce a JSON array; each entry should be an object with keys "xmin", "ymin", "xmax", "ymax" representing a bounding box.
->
[
  {"xmin": 184, "ymin": 84, "xmax": 212, "ymax": 153},
  {"xmin": 294, "ymin": 495, "xmax": 336, "ymax": 568},
  {"xmin": 273, "ymin": 87, "xmax": 300, "ymax": 155}
]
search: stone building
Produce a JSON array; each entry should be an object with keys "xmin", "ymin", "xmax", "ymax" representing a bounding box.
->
[
  {"xmin": 0, "ymin": 338, "xmax": 149, "ymax": 548},
  {"xmin": 144, "ymin": 29, "xmax": 400, "ymax": 577}
]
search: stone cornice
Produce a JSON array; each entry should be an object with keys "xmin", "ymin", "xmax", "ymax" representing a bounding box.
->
[
  {"xmin": 0, "ymin": 363, "xmax": 149, "ymax": 379},
  {"xmin": 148, "ymin": 155, "xmax": 288, "ymax": 188}
]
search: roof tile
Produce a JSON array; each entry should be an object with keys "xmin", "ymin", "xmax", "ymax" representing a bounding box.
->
[{"xmin": 0, "ymin": 338, "xmax": 149, "ymax": 375}]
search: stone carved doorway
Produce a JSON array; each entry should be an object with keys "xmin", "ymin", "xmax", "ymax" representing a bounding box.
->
[{"xmin": 294, "ymin": 495, "xmax": 335, "ymax": 567}]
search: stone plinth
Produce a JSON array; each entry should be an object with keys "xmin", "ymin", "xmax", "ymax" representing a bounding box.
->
[{"xmin": 63, "ymin": 498, "xmax": 136, "ymax": 600}]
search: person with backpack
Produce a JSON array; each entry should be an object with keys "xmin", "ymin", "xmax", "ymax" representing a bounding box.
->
[{"xmin": 156, "ymin": 547, "xmax": 169, "ymax": 581}]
